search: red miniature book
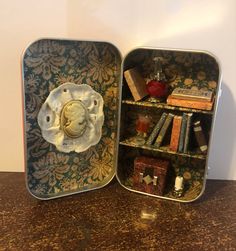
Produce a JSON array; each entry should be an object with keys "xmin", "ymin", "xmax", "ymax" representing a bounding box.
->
[{"xmin": 169, "ymin": 116, "xmax": 182, "ymax": 152}]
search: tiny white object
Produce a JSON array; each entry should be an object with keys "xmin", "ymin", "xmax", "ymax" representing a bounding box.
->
[
  {"xmin": 38, "ymin": 82, "xmax": 104, "ymax": 153},
  {"xmin": 175, "ymin": 176, "xmax": 183, "ymax": 190}
]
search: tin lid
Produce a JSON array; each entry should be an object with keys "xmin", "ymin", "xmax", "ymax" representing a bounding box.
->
[{"xmin": 22, "ymin": 38, "xmax": 122, "ymax": 199}]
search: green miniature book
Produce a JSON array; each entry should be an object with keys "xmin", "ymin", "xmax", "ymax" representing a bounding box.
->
[
  {"xmin": 154, "ymin": 113, "xmax": 174, "ymax": 148},
  {"xmin": 178, "ymin": 113, "xmax": 188, "ymax": 152},
  {"xmin": 183, "ymin": 113, "xmax": 193, "ymax": 153},
  {"xmin": 146, "ymin": 112, "xmax": 168, "ymax": 145}
]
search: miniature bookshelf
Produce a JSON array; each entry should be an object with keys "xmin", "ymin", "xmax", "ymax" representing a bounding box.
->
[{"xmin": 116, "ymin": 48, "xmax": 220, "ymax": 202}]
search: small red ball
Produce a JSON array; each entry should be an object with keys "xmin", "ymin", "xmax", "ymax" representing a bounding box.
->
[{"xmin": 146, "ymin": 80, "xmax": 168, "ymax": 98}]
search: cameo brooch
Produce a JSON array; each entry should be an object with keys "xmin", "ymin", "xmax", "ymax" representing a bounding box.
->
[{"xmin": 37, "ymin": 82, "xmax": 104, "ymax": 153}]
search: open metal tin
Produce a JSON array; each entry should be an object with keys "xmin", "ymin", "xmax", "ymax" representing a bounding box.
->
[{"xmin": 22, "ymin": 38, "xmax": 221, "ymax": 201}]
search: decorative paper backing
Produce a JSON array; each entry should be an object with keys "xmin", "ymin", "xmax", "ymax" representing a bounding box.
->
[
  {"xmin": 122, "ymin": 48, "xmax": 219, "ymax": 95},
  {"xmin": 22, "ymin": 39, "xmax": 121, "ymax": 199}
]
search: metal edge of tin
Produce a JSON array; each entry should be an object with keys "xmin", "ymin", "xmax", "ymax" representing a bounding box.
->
[
  {"xmin": 115, "ymin": 46, "xmax": 222, "ymax": 203},
  {"xmin": 21, "ymin": 37, "xmax": 123, "ymax": 200}
]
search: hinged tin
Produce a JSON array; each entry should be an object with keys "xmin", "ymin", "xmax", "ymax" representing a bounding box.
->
[{"xmin": 22, "ymin": 38, "xmax": 221, "ymax": 202}]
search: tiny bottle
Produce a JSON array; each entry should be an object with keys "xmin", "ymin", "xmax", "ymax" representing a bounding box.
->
[{"xmin": 146, "ymin": 57, "xmax": 168, "ymax": 101}]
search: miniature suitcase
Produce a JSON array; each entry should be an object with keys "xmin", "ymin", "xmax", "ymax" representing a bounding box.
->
[{"xmin": 22, "ymin": 38, "xmax": 222, "ymax": 202}]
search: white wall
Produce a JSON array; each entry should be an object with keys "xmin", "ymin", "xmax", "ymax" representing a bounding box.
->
[
  {"xmin": 0, "ymin": 0, "xmax": 235, "ymax": 179},
  {"xmin": 0, "ymin": 0, "xmax": 67, "ymax": 172}
]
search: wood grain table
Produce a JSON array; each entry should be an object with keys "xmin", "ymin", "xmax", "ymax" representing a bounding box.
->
[{"xmin": 0, "ymin": 172, "xmax": 235, "ymax": 251}]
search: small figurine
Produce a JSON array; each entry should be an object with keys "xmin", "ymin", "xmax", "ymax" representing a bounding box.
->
[
  {"xmin": 146, "ymin": 57, "xmax": 168, "ymax": 102},
  {"xmin": 173, "ymin": 176, "xmax": 184, "ymax": 198}
]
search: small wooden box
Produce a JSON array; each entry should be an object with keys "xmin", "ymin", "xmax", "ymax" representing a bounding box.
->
[{"xmin": 133, "ymin": 157, "xmax": 169, "ymax": 195}]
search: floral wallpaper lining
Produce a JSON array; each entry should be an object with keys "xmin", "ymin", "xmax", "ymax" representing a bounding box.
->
[{"xmin": 23, "ymin": 39, "xmax": 121, "ymax": 198}]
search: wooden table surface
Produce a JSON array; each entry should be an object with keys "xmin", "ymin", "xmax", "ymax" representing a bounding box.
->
[{"xmin": 0, "ymin": 172, "xmax": 235, "ymax": 251}]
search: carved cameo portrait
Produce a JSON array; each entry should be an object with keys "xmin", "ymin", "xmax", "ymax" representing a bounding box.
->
[
  {"xmin": 61, "ymin": 100, "xmax": 88, "ymax": 138},
  {"xmin": 37, "ymin": 83, "xmax": 104, "ymax": 153}
]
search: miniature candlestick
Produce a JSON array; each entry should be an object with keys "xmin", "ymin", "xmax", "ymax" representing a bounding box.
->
[{"xmin": 173, "ymin": 176, "xmax": 184, "ymax": 198}]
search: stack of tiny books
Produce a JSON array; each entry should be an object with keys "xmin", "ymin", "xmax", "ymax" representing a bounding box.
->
[
  {"xmin": 167, "ymin": 88, "xmax": 214, "ymax": 111},
  {"xmin": 146, "ymin": 112, "xmax": 208, "ymax": 154}
]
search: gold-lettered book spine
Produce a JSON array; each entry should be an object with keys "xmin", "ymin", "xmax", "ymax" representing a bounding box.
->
[
  {"xmin": 169, "ymin": 116, "xmax": 182, "ymax": 152},
  {"xmin": 171, "ymin": 87, "xmax": 213, "ymax": 101},
  {"xmin": 146, "ymin": 112, "xmax": 168, "ymax": 145},
  {"xmin": 178, "ymin": 113, "xmax": 188, "ymax": 152},
  {"xmin": 193, "ymin": 120, "xmax": 208, "ymax": 154},
  {"xmin": 154, "ymin": 113, "xmax": 174, "ymax": 148},
  {"xmin": 183, "ymin": 113, "xmax": 193, "ymax": 153}
]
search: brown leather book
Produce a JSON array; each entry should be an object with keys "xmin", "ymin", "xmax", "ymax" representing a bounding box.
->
[
  {"xmin": 169, "ymin": 116, "xmax": 182, "ymax": 152},
  {"xmin": 167, "ymin": 95, "xmax": 213, "ymax": 111},
  {"xmin": 193, "ymin": 120, "xmax": 208, "ymax": 154},
  {"xmin": 124, "ymin": 68, "xmax": 148, "ymax": 101}
]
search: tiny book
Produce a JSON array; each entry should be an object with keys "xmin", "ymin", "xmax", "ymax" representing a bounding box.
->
[
  {"xmin": 154, "ymin": 113, "xmax": 174, "ymax": 148},
  {"xmin": 146, "ymin": 113, "xmax": 168, "ymax": 145},
  {"xmin": 169, "ymin": 116, "xmax": 182, "ymax": 152},
  {"xmin": 124, "ymin": 68, "xmax": 148, "ymax": 101},
  {"xmin": 167, "ymin": 95, "xmax": 214, "ymax": 111},
  {"xmin": 171, "ymin": 87, "xmax": 213, "ymax": 102},
  {"xmin": 183, "ymin": 113, "xmax": 193, "ymax": 153},
  {"xmin": 178, "ymin": 113, "xmax": 188, "ymax": 152},
  {"xmin": 193, "ymin": 120, "xmax": 208, "ymax": 154}
]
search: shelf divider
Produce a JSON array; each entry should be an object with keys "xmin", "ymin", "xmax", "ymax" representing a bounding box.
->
[
  {"xmin": 119, "ymin": 138, "xmax": 206, "ymax": 160},
  {"xmin": 122, "ymin": 99, "xmax": 213, "ymax": 115}
]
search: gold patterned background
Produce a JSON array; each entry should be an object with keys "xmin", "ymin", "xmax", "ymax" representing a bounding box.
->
[{"xmin": 23, "ymin": 39, "xmax": 121, "ymax": 199}]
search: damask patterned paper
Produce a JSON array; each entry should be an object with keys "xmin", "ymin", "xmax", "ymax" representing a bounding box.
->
[
  {"xmin": 22, "ymin": 39, "xmax": 121, "ymax": 199},
  {"xmin": 123, "ymin": 48, "xmax": 219, "ymax": 94}
]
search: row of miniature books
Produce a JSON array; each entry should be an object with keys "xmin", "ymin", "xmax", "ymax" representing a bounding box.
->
[{"xmin": 145, "ymin": 112, "xmax": 208, "ymax": 154}]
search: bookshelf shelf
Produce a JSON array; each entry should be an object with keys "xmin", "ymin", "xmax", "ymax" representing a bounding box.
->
[
  {"xmin": 122, "ymin": 99, "xmax": 213, "ymax": 115},
  {"xmin": 119, "ymin": 138, "xmax": 206, "ymax": 160}
]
